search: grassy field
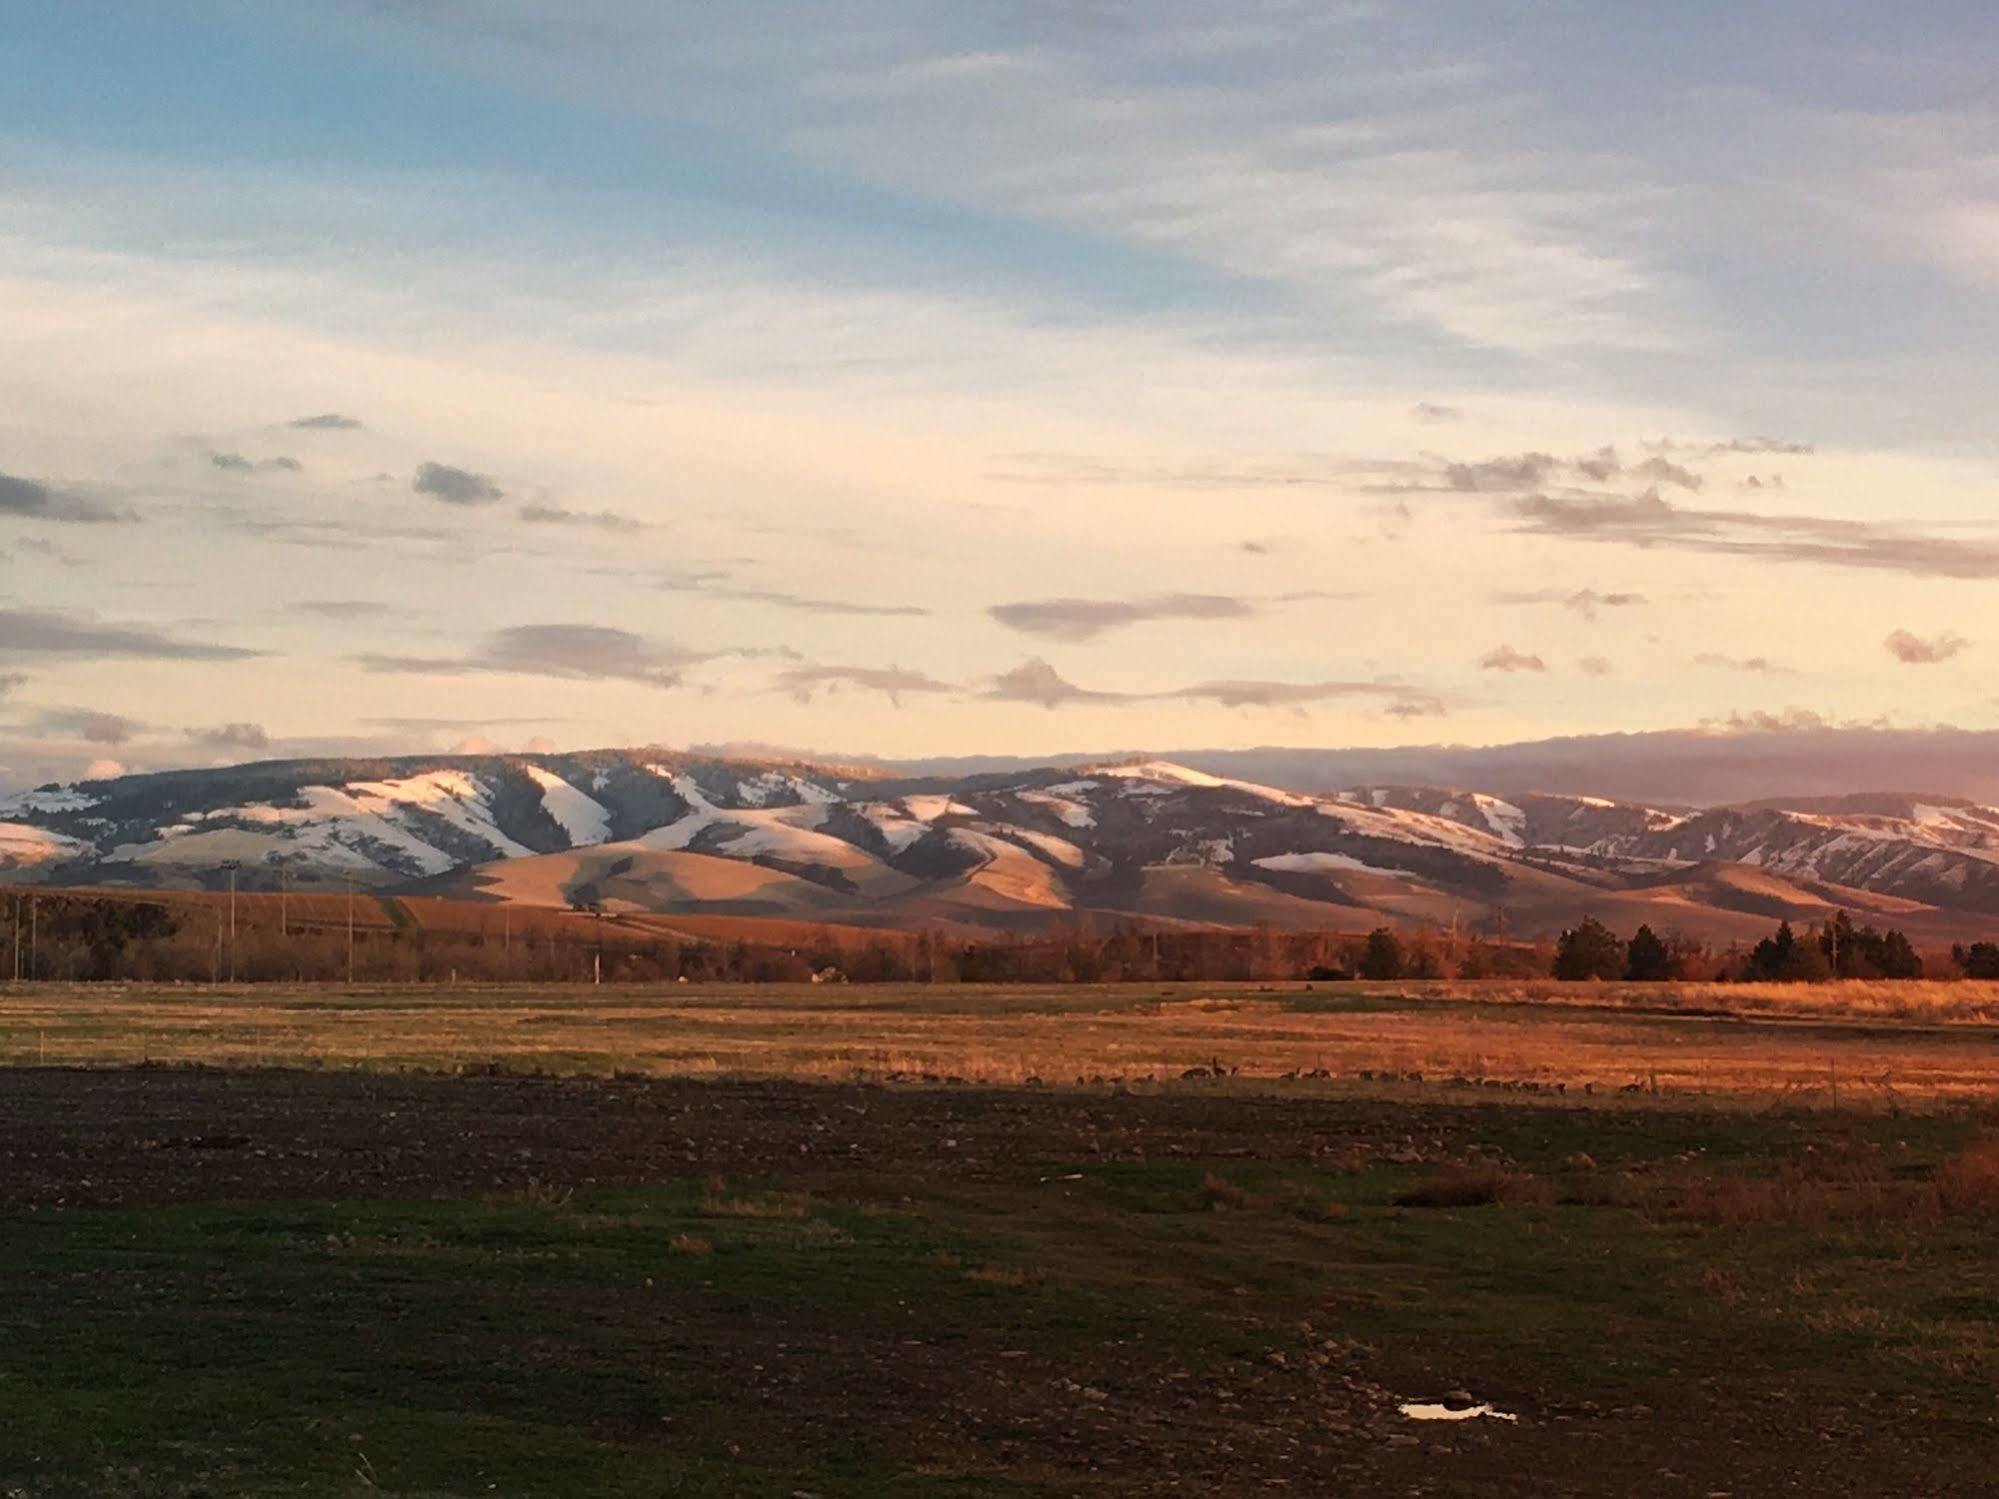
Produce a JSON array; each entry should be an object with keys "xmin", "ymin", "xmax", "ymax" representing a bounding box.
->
[
  {"xmin": 7, "ymin": 978, "xmax": 1999, "ymax": 1103},
  {"xmin": 7, "ymin": 981, "xmax": 1999, "ymax": 1494}
]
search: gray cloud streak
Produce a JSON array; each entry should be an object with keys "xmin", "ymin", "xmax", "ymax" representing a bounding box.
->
[
  {"xmin": 0, "ymin": 472, "xmax": 133, "ymax": 525},
  {"xmin": 30, "ymin": 707, "xmax": 145, "ymax": 745},
  {"xmin": 518, "ymin": 503, "xmax": 645, "ymax": 532},
  {"xmin": 982, "ymin": 658, "xmax": 1447, "ymax": 716},
  {"xmin": 1478, "ymin": 644, "xmax": 1547, "ymax": 672},
  {"xmin": 1694, "ymin": 652, "xmax": 1797, "ymax": 675},
  {"xmin": 772, "ymin": 664, "xmax": 954, "ymax": 705},
  {"xmin": 989, "ymin": 590, "xmax": 1347, "ymax": 643},
  {"xmin": 190, "ymin": 722, "xmax": 271, "ymax": 752},
  {"xmin": 414, "ymin": 462, "xmax": 505, "ymax": 504},
  {"xmin": 211, "ymin": 452, "xmax": 302, "ymax": 473},
  {"xmin": 1509, "ymin": 491, "xmax": 1999, "ymax": 579},
  {"xmin": 0, "ymin": 608, "xmax": 258, "ymax": 661},
  {"xmin": 358, "ymin": 623, "xmax": 703, "ymax": 688},
  {"xmin": 1491, "ymin": 587, "xmax": 1645, "ymax": 622},
  {"xmin": 658, "ymin": 578, "xmax": 929, "ymax": 617},
  {"xmin": 1885, "ymin": 628, "xmax": 1970, "ymax": 664},
  {"xmin": 290, "ymin": 599, "xmax": 400, "ymax": 619}
]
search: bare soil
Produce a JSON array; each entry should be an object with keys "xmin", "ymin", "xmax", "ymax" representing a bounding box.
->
[{"xmin": 3, "ymin": 1066, "xmax": 1994, "ymax": 1495}]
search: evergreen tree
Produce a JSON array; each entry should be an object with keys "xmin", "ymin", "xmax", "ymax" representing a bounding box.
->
[
  {"xmin": 1871, "ymin": 928, "xmax": 1923, "ymax": 980},
  {"xmin": 1358, "ymin": 927, "xmax": 1405, "ymax": 980},
  {"xmin": 1553, "ymin": 917, "xmax": 1625, "ymax": 981},
  {"xmin": 1624, "ymin": 923, "xmax": 1676, "ymax": 981},
  {"xmin": 1958, "ymin": 941, "xmax": 1999, "ymax": 980},
  {"xmin": 1819, "ymin": 911, "xmax": 1860, "ymax": 977},
  {"xmin": 1748, "ymin": 919, "xmax": 1832, "ymax": 982}
]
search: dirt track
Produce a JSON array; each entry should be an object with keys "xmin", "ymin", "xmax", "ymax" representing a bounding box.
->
[{"xmin": 0, "ymin": 1065, "xmax": 1443, "ymax": 1210}]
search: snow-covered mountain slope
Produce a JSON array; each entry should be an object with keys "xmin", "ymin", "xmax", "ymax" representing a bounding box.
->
[{"xmin": 7, "ymin": 750, "xmax": 1999, "ymax": 938}]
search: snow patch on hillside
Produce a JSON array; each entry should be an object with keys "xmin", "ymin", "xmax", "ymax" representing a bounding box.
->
[
  {"xmin": 1044, "ymin": 779, "xmax": 1101, "ymax": 797},
  {"xmin": 0, "ymin": 786, "xmax": 99, "ymax": 816},
  {"xmin": 522, "ymin": 765, "xmax": 610, "ymax": 847},
  {"xmin": 737, "ymin": 771, "xmax": 840, "ymax": 807},
  {"xmin": 1472, "ymin": 794, "xmax": 1527, "ymax": 847},
  {"xmin": 344, "ymin": 772, "xmax": 536, "ymax": 860},
  {"xmin": 903, "ymin": 794, "xmax": 975, "ymax": 822},
  {"xmin": 857, "ymin": 803, "xmax": 932, "ymax": 854},
  {"xmin": 1254, "ymin": 851, "xmax": 1415, "ymax": 878},
  {"xmin": 0, "ymin": 822, "xmax": 88, "ymax": 864},
  {"xmin": 1006, "ymin": 827, "xmax": 1087, "ymax": 868},
  {"xmin": 1015, "ymin": 789, "xmax": 1096, "ymax": 828},
  {"xmin": 1101, "ymin": 761, "xmax": 1313, "ymax": 807}
]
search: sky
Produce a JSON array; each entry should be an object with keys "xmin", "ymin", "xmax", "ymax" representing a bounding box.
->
[{"xmin": 3, "ymin": 1, "xmax": 1998, "ymax": 787}]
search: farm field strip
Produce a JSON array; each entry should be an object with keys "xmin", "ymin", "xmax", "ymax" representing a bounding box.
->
[{"xmin": 7, "ymin": 981, "xmax": 1999, "ymax": 1103}]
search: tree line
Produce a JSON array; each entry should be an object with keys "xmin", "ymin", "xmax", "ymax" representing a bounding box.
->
[
  {"xmin": 2, "ymin": 888, "xmax": 1994, "ymax": 985},
  {"xmin": 1543, "ymin": 910, "xmax": 1926, "ymax": 983}
]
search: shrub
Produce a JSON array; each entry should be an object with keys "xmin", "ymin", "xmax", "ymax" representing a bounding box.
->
[
  {"xmin": 1193, "ymin": 1172, "xmax": 1266, "ymax": 1211},
  {"xmin": 1937, "ymin": 1141, "xmax": 1999, "ymax": 1214},
  {"xmin": 1393, "ymin": 1166, "xmax": 1551, "ymax": 1208}
]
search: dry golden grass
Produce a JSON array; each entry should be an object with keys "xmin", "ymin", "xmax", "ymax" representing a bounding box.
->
[
  {"xmin": 699, "ymin": 1189, "xmax": 814, "ymax": 1220},
  {"xmin": 487, "ymin": 1177, "xmax": 575, "ymax": 1210},
  {"xmin": 6, "ymin": 978, "xmax": 1999, "ymax": 1106},
  {"xmin": 1935, "ymin": 1139, "xmax": 1999, "ymax": 1212},
  {"xmin": 1586, "ymin": 1137, "xmax": 1999, "ymax": 1227},
  {"xmin": 1192, "ymin": 1172, "xmax": 1266, "ymax": 1211},
  {"xmin": 963, "ymin": 1263, "xmax": 1037, "ymax": 1287}
]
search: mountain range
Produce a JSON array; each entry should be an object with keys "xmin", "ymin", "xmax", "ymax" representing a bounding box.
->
[{"xmin": 6, "ymin": 748, "xmax": 1999, "ymax": 946}]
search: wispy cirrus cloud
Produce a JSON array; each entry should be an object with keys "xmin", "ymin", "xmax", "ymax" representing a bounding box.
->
[
  {"xmin": 989, "ymin": 592, "xmax": 1254, "ymax": 642},
  {"xmin": 518, "ymin": 502, "xmax": 645, "ymax": 533},
  {"xmin": 1508, "ymin": 491, "xmax": 1999, "ymax": 579},
  {"xmin": 1694, "ymin": 652, "xmax": 1797, "ymax": 676},
  {"xmin": 1491, "ymin": 587, "xmax": 1645, "ymax": 622},
  {"xmin": 982, "ymin": 658, "xmax": 1447, "ymax": 716},
  {"xmin": 1687, "ymin": 436, "xmax": 1814, "ymax": 457},
  {"xmin": 289, "ymin": 599, "xmax": 403, "ymax": 619},
  {"xmin": 772, "ymin": 663, "xmax": 954, "ymax": 705},
  {"xmin": 358, "ymin": 624, "xmax": 702, "ymax": 688},
  {"xmin": 657, "ymin": 578, "xmax": 929, "ymax": 618},
  {"xmin": 988, "ymin": 590, "xmax": 1347, "ymax": 643}
]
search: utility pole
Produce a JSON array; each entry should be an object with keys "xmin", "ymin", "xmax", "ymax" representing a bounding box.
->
[
  {"xmin": 346, "ymin": 874, "xmax": 356, "ymax": 985},
  {"xmin": 223, "ymin": 861, "xmax": 240, "ymax": 983},
  {"xmin": 26, "ymin": 894, "xmax": 34, "ymax": 981}
]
